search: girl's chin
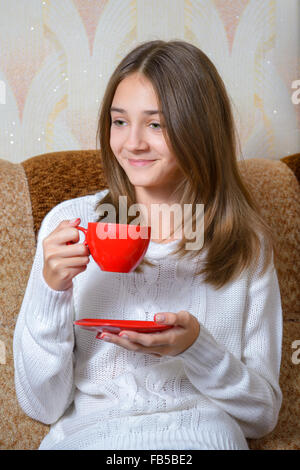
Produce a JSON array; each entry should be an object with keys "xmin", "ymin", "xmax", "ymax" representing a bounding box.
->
[
  {"xmin": 125, "ymin": 172, "xmax": 157, "ymax": 184},
  {"xmin": 128, "ymin": 180, "xmax": 158, "ymax": 188}
]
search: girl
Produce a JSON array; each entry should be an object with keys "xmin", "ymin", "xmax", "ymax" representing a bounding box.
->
[{"xmin": 13, "ymin": 40, "xmax": 282, "ymax": 450}]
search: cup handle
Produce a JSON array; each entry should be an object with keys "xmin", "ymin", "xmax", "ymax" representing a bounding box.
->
[
  {"xmin": 66, "ymin": 225, "xmax": 88, "ymax": 246},
  {"xmin": 76, "ymin": 226, "xmax": 88, "ymax": 246}
]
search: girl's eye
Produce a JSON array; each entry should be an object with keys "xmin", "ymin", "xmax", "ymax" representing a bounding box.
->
[
  {"xmin": 150, "ymin": 122, "xmax": 161, "ymax": 130},
  {"xmin": 112, "ymin": 120, "xmax": 161, "ymax": 130},
  {"xmin": 112, "ymin": 120, "xmax": 126, "ymax": 126}
]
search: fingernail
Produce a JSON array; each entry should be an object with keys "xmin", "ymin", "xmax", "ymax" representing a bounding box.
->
[
  {"xmin": 100, "ymin": 334, "xmax": 110, "ymax": 342},
  {"xmin": 119, "ymin": 334, "xmax": 129, "ymax": 339},
  {"xmin": 155, "ymin": 314, "xmax": 165, "ymax": 323},
  {"xmin": 70, "ymin": 218, "xmax": 80, "ymax": 225}
]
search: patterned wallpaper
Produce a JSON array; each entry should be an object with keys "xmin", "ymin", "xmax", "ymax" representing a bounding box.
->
[{"xmin": 0, "ymin": 0, "xmax": 299, "ymax": 163}]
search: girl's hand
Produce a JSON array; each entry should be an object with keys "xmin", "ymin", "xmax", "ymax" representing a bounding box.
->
[
  {"xmin": 42, "ymin": 218, "xmax": 90, "ymax": 291},
  {"xmin": 98, "ymin": 310, "xmax": 200, "ymax": 357}
]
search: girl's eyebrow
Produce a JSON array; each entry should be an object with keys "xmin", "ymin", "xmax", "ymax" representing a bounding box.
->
[{"xmin": 110, "ymin": 107, "xmax": 162, "ymax": 116}]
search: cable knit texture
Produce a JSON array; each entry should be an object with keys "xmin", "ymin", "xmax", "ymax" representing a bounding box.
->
[{"xmin": 13, "ymin": 189, "xmax": 283, "ymax": 450}]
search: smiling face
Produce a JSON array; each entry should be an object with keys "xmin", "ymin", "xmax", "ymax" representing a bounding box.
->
[{"xmin": 109, "ymin": 73, "xmax": 183, "ymax": 201}]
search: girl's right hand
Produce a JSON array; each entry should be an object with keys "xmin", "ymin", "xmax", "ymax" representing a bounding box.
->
[{"xmin": 42, "ymin": 218, "xmax": 90, "ymax": 291}]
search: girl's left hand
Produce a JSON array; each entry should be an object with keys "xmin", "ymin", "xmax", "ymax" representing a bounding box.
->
[{"xmin": 98, "ymin": 310, "xmax": 200, "ymax": 357}]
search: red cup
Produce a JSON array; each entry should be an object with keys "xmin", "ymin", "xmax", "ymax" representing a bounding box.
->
[{"xmin": 75, "ymin": 222, "xmax": 151, "ymax": 273}]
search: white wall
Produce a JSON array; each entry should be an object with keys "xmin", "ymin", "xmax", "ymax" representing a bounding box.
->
[{"xmin": 0, "ymin": 0, "xmax": 299, "ymax": 163}]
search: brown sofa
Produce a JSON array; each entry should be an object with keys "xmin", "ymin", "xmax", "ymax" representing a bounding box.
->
[{"xmin": 0, "ymin": 150, "xmax": 299, "ymax": 450}]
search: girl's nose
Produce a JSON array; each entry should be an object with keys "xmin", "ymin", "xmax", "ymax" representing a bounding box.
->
[{"xmin": 124, "ymin": 126, "xmax": 148, "ymax": 151}]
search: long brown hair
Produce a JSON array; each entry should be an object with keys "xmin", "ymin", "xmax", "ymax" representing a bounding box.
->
[{"xmin": 96, "ymin": 40, "xmax": 275, "ymax": 290}]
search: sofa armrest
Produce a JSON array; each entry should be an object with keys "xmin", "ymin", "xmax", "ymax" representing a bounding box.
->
[{"xmin": 0, "ymin": 158, "xmax": 49, "ymax": 449}]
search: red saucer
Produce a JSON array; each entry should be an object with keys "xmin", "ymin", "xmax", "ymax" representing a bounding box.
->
[{"xmin": 74, "ymin": 319, "xmax": 173, "ymax": 335}]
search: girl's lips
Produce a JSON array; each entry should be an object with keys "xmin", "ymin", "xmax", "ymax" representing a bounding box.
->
[{"xmin": 128, "ymin": 159, "xmax": 157, "ymax": 167}]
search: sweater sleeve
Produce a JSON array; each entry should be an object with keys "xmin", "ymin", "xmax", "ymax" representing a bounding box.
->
[
  {"xmin": 179, "ymin": 247, "xmax": 283, "ymax": 439},
  {"xmin": 13, "ymin": 205, "xmax": 77, "ymax": 425}
]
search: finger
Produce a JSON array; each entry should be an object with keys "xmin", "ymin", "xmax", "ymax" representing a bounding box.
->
[
  {"xmin": 51, "ymin": 218, "xmax": 81, "ymax": 234},
  {"xmin": 99, "ymin": 332, "xmax": 141, "ymax": 351},
  {"xmin": 154, "ymin": 311, "xmax": 179, "ymax": 326},
  {"xmin": 155, "ymin": 311, "xmax": 198, "ymax": 336},
  {"xmin": 47, "ymin": 256, "xmax": 89, "ymax": 275},
  {"xmin": 64, "ymin": 265, "xmax": 89, "ymax": 279},
  {"xmin": 54, "ymin": 265, "xmax": 88, "ymax": 284},
  {"xmin": 99, "ymin": 333, "xmax": 167, "ymax": 356},
  {"xmin": 118, "ymin": 329, "xmax": 175, "ymax": 348},
  {"xmin": 119, "ymin": 326, "xmax": 184, "ymax": 348},
  {"xmin": 48, "ymin": 227, "xmax": 81, "ymax": 245},
  {"xmin": 64, "ymin": 256, "xmax": 90, "ymax": 267},
  {"xmin": 53, "ymin": 243, "xmax": 90, "ymax": 258},
  {"xmin": 173, "ymin": 310, "xmax": 192, "ymax": 328},
  {"xmin": 155, "ymin": 310, "xmax": 192, "ymax": 328}
]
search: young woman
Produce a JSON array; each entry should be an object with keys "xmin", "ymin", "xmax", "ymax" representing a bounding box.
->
[{"xmin": 13, "ymin": 40, "xmax": 282, "ymax": 450}]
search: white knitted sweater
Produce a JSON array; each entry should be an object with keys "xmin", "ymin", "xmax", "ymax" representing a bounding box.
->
[{"xmin": 13, "ymin": 190, "xmax": 283, "ymax": 450}]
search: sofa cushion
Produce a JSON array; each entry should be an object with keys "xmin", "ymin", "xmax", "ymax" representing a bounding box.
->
[
  {"xmin": 22, "ymin": 150, "xmax": 107, "ymax": 239},
  {"xmin": 281, "ymin": 153, "xmax": 300, "ymax": 184},
  {"xmin": 248, "ymin": 320, "xmax": 300, "ymax": 449},
  {"xmin": 0, "ymin": 159, "xmax": 48, "ymax": 449},
  {"xmin": 238, "ymin": 158, "xmax": 300, "ymax": 321}
]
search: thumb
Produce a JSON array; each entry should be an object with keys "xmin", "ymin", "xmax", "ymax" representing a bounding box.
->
[
  {"xmin": 154, "ymin": 312, "xmax": 177, "ymax": 325},
  {"xmin": 174, "ymin": 310, "xmax": 191, "ymax": 327}
]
